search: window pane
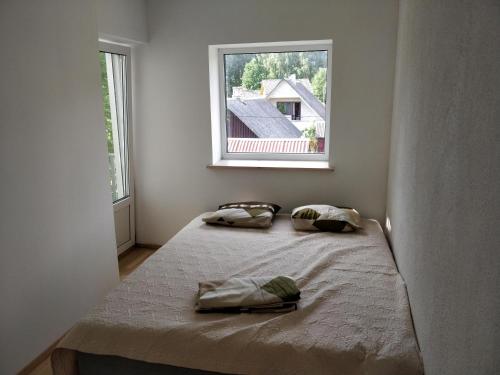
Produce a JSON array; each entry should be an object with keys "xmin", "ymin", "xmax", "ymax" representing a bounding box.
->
[
  {"xmin": 224, "ymin": 50, "xmax": 328, "ymax": 154},
  {"xmin": 99, "ymin": 51, "xmax": 129, "ymax": 202}
]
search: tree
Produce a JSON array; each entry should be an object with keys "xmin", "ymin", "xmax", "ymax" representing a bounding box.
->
[
  {"xmin": 261, "ymin": 52, "xmax": 309, "ymax": 80},
  {"xmin": 305, "ymin": 51, "xmax": 327, "ymax": 80},
  {"xmin": 262, "ymin": 51, "xmax": 326, "ymax": 81},
  {"xmin": 99, "ymin": 52, "xmax": 118, "ymax": 200},
  {"xmin": 242, "ymin": 56, "xmax": 268, "ymax": 90},
  {"xmin": 99, "ymin": 52, "xmax": 114, "ymax": 154},
  {"xmin": 239, "ymin": 50, "xmax": 328, "ymax": 92},
  {"xmin": 224, "ymin": 54, "xmax": 254, "ymax": 97},
  {"xmin": 312, "ymin": 67, "xmax": 327, "ymax": 103},
  {"xmin": 303, "ymin": 125, "xmax": 318, "ymax": 152}
]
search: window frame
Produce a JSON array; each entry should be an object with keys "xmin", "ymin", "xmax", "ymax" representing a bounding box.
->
[{"xmin": 209, "ymin": 40, "xmax": 333, "ymax": 165}]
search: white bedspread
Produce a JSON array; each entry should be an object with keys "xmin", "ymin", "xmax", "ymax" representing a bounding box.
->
[{"xmin": 53, "ymin": 214, "xmax": 422, "ymax": 375}]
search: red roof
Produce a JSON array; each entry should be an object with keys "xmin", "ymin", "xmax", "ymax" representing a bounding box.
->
[{"xmin": 227, "ymin": 138, "xmax": 309, "ymax": 153}]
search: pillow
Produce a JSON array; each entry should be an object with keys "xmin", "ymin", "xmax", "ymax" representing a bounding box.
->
[
  {"xmin": 218, "ymin": 201, "xmax": 281, "ymax": 215},
  {"xmin": 203, "ymin": 201, "xmax": 281, "ymax": 228},
  {"xmin": 291, "ymin": 205, "xmax": 362, "ymax": 232}
]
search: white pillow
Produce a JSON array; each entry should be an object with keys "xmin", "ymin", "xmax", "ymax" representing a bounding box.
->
[
  {"xmin": 203, "ymin": 202, "xmax": 281, "ymax": 228},
  {"xmin": 203, "ymin": 208, "xmax": 273, "ymax": 228},
  {"xmin": 291, "ymin": 205, "xmax": 362, "ymax": 232}
]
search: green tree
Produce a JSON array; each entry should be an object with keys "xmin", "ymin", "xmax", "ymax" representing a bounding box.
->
[
  {"xmin": 99, "ymin": 52, "xmax": 118, "ymax": 201},
  {"xmin": 242, "ymin": 56, "xmax": 268, "ymax": 90},
  {"xmin": 225, "ymin": 54, "xmax": 254, "ymax": 97},
  {"xmin": 312, "ymin": 67, "xmax": 327, "ymax": 103},
  {"xmin": 303, "ymin": 125, "xmax": 318, "ymax": 152},
  {"xmin": 262, "ymin": 52, "xmax": 308, "ymax": 79},
  {"xmin": 305, "ymin": 51, "xmax": 327, "ymax": 80},
  {"xmin": 240, "ymin": 50, "xmax": 328, "ymax": 92},
  {"xmin": 303, "ymin": 125, "xmax": 317, "ymax": 139},
  {"xmin": 99, "ymin": 52, "xmax": 114, "ymax": 154},
  {"xmin": 261, "ymin": 51, "xmax": 326, "ymax": 81}
]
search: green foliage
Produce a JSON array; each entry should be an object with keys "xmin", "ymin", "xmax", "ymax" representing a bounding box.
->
[
  {"xmin": 303, "ymin": 125, "xmax": 318, "ymax": 153},
  {"xmin": 239, "ymin": 51, "xmax": 327, "ymax": 100},
  {"xmin": 99, "ymin": 52, "xmax": 114, "ymax": 154},
  {"xmin": 312, "ymin": 68, "xmax": 327, "ymax": 103},
  {"xmin": 261, "ymin": 51, "xmax": 326, "ymax": 81},
  {"xmin": 264, "ymin": 52, "xmax": 306, "ymax": 79},
  {"xmin": 303, "ymin": 125, "xmax": 317, "ymax": 139},
  {"xmin": 276, "ymin": 102, "xmax": 287, "ymax": 114},
  {"xmin": 225, "ymin": 54, "xmax": 254, "ymax": 97},
  {"xmin": 99, "ymin": 52, "xmax": 119, "ymax": 201},
  {"xmin": 304, "ymin": 51, "xmax": 328, "ymax": 79},
  {"xmin": 241, "ymin": 56, "xmax": 268, "ymax": 90}
]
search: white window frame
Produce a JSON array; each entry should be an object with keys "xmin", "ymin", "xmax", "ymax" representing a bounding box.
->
[{"xmin": 208, "ymin": 40, "xmax": 333, "ymax": 167}]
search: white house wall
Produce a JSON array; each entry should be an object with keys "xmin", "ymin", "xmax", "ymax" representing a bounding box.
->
[{"xmin": 266, "ymin": 80, "xmax": 300, "ymax": 100}]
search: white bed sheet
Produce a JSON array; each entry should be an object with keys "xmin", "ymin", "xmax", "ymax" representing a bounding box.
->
[{"xmin": 53, "ymin": 214, "xmax": 422, "ymax": 375}]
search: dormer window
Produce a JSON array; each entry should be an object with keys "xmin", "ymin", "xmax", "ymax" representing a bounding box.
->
[{"xmin": 277, "ymin": 101, "xmax": 301, "ymax": 121}]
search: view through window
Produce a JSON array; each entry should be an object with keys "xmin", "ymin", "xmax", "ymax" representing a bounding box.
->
[
  {"xmin": 223, "ymin": 49, "xmax": 328, "ymax": 155},
  {"xmin": 99, "ymin": 51, "xmax": 129, "ymax": 202}
]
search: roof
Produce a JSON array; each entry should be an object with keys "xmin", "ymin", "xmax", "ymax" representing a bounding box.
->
[
  {"xmin": 261, "ymin": 79, "xmax": 281, "ymax": 95},
  {"xmin": 228, "ymin": 138, "xmax": 309, "ymax": 153},
  {"xmin": 227, "ymin": 98, "xmax": 302, "ymax": 138},
  {"xmin": 289, "ymin": 80, "xmax": 326, "ymax": 120},
  {"xmin": 261, "ymin": 78, "xmax": 312, "ymax": 96},
  {"xmin": 263, "ymin": 77, "xmax": 326, "ymax": 120},
  {"xmin": 231, "ymin": 86, "xmax": 261, "ymax": 99}
]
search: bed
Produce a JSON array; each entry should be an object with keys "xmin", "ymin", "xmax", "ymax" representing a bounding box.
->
[{"xmin": 52, "ymin": 214, "xmax": 423, "ymax": 375}]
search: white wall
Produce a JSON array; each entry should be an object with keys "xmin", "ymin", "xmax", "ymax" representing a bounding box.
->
[
  {"xmin": 134, "ymin": 0, "xmax": 399, "ymax": 244},
  {"xmin": 97, "ymin": 0, "xmax": 148, "ymax": 44},
  {"xmin": 386, "ymin": 1, "xmax": 500, "ymax": 374},
  {"xmin": 0, "ymin": 1, "xmax": 119, "ymax": 373}
]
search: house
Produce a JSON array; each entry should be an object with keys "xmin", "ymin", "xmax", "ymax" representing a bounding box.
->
[
  {"xmin": 262, "ymin": 75, "xmax": 326, "ymax": 135},
  {"xmin": 232, "ymin": 75, "xmax": 326, "ymax": 136},
  {"xmin": 228, "ymin": 75, "xmax": 326, "ymax": 152},
  {"xmin": 226, "ymin": 98, "xmax": 302, "ymax": 138},
  {"xmin": 2, "ymin": 1, "xmax": 499, "ymax": 375},
  {"xmin": 226, "ymin": 97, "xmax": 309, "ymax": 153},
  {"xmin": 263, "ymin": 75, "xmax": 327, "ymax": 151}
]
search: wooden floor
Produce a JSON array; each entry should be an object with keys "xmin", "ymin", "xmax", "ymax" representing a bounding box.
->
[
  {"xmin": 24, "ymin": 246, "xmax": 157, "ymax": 375},
  {"xmin": 118, "ymin": 246, "xmax": 157, "ymax": 280}
]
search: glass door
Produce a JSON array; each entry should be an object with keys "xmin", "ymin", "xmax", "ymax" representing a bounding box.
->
[{"xmin": 99, "ymin": 42, "xmax": 135, "ymax": 254}]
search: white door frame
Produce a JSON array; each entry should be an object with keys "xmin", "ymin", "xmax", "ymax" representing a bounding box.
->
[{"xmin": 99, "ymin": 41, "xmax": 135, "ymax": 255}]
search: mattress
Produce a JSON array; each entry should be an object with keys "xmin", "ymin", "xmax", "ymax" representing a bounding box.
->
[{"xmin": 52, "ymin": 214, "xmax": 423, "ymax": 375}]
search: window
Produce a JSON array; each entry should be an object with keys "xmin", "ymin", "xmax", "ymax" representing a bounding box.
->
[
  {"xmin": 209, "ymin": 40, "xmax": 332, "ymax": 166},
  {"xmin": 99, "ymin": 44, "xmax": 131, "ymax": 202},
  {"xmin": 277, "ymin": 101, "xmax": 301, "ymax": 120}
]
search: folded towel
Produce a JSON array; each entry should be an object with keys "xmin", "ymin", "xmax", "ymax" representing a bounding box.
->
[{"xmin": 196, "ymin": 276, "xmax": 300, "ymax": 313}]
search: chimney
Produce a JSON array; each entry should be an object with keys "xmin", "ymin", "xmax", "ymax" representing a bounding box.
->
[{"xmin": 232, "ymin": 86, "xmax": 242, "ymax": 99}]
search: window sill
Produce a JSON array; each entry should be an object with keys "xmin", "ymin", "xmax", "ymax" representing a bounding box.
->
[{"xmin": 207, "ymin": 160, "xmax": 334, "ymax": 171}]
